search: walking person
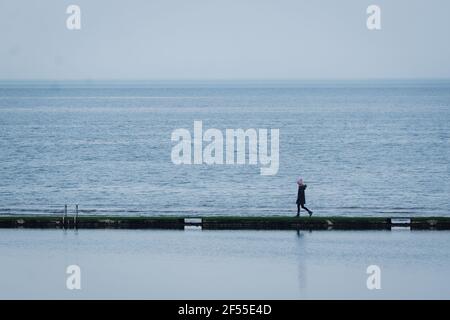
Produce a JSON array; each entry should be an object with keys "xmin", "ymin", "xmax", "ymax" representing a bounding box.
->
[{"xmin": 296, "ymin": 177, "xmax": 313, "ymax": 217}]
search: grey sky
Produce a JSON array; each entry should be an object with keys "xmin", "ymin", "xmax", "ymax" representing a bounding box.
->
[{"xmin": 1, "ymin": 0, "xmax": 449, "ymax": 80}]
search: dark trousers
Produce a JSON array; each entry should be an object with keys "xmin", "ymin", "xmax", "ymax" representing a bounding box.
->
[{"xmin": 297, "ymin": 203, "xmax": 312, "ymax": 214}]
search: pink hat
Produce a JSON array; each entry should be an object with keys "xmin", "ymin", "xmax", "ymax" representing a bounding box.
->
[{"xmin": 297, "ymin": 177, "xmax": 303, "ymax": 185}]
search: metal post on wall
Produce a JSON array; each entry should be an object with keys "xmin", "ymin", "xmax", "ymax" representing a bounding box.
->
[
  {"xmin": 75, "ymin": 204, "xmax": 79, "ymax": 228},
  {"xmin": 63, "ymin": 204, "xmax": 67, "ymax": 228}
]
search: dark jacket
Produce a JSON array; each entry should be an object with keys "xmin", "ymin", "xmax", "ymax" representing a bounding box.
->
[{"xmin": 296, "ymin": 185, "xmax": 307, "ymax": 205}]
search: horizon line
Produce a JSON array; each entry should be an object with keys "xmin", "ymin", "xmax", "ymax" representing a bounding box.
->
[{"xmin": 1, "ymin": 77, "xmax": 450, "ymax": 82}]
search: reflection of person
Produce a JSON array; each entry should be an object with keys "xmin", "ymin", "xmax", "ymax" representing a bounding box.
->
[{"xmin": 296, "ymin": 177, "xmax": 313, "ymax": 217}]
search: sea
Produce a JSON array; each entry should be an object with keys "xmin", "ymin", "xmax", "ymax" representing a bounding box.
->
[{"xmin": 1, "ymin": 80, "xmax": 449, "ymax": 217}]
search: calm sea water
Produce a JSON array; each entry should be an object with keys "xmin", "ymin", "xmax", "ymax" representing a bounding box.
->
[
  {"xmin": 1, "ymin": 228, "xmax": 450, "ymax": 299},
  {"xmin": 1, "ymin": 81, "xmax": 449, "ymax": 217}
]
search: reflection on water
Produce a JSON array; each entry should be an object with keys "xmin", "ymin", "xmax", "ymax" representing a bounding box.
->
[
  {"xmin": 296, "ymin": 230, "xmax": 308, "ymax": 292},
  {"xmin": 0, "ymin": 228, "xmax": 449, "ymax": 299}
]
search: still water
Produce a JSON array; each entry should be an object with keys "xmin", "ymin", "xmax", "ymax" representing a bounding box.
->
[
  {"xmin": 1, "ymin": 228, "xmax": 449, "ymax": 299},
  {"xmin": 1, "ymin": 81, "xmax": 450, "ymax": 217}
]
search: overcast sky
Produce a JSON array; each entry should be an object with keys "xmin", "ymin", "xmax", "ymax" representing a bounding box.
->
[{"xmin": 1, "ymin": 0, "xmax": 449, "ymax": 80}]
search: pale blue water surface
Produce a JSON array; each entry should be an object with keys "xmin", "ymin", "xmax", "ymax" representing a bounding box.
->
[
  {"xmin": 0, "ymin": 228, "xmax": 449, "ymax": 299},
  {"xmin": 0, "ymin": 80, "xmax": 449, "ymax": 216}
]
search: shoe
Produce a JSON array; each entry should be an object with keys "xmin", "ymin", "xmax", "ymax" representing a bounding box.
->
[
  {"xmin": 296, "ymin": 213, "xmax": 299, "ymax": 217},
  {"xmin": 308, "ymin": 211, "xmax": 313, "ymax": 217}
]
